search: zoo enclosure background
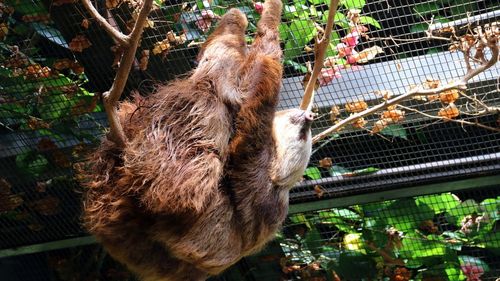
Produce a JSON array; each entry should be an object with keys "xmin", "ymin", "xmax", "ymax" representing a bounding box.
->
[{"xmin": 0, "ymin": 0, "xmax": 499, "ymax": 280}]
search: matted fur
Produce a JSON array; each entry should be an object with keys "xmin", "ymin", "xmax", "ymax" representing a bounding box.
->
[{"xmin": 80, "ymin": 1, "xmax": 312, "ymax": 280}]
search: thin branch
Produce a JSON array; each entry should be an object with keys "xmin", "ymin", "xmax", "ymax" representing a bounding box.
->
[
  {"xmin": 101, "ymin": 0, "xmax": 154, "ymax": 147},
  {"xmin": 312, "ymin": 37, "xmax": 499, "ymax": 144},
  {"xmin": 299, "ymin": 0, "xmax": 340, "ymax": 111},
  {"xmin": 397, "ymin": 105, "xmax": 500, "ymax": 133},
  {"xmin": 81, "ymin": 0, "xmax": 129, "ymax": 46}
]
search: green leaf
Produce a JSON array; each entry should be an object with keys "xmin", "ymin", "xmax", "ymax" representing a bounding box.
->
[
  {"xmin": 385, "ymin": 199, "xmax": 434, "ymax": 232},
  {"xmin": 15, "ymin": 151, "xmax": 49, "ymax": 178},
  {"xmin": 334, "ymin": 251, "xmax": 377, "ymax": 280},
  {"xmin": 416, "ymin": 193, "xmax": 460, "ymax": 214},
  {"xmin": 400, "ymin": 232, "xmax": 447, "ymax": 259},
  {"xmin": 323, "ymin": 11, "xmax": 349, "ymax": 29},
  {"xmin": 304, "ymin": 167, "xmax": 321, "ymax": 180},
  {"xmin": 303, "ymin": 228, "xmax": 323, "ymax": 255},
  {"xmin": 329, "ymin": 165, "xmax": 350, "ymax": 177},
  {"xmin": 447, "ymin": 199, "xmax": 480, "ymax": 226},
  {"xmin": 341, "ymin": 0, "xmax": 366, "ymax": 9},
  {"xmin": 480, "ymin": 197, "xmax": 499, "ymax": 214},
  {"xmin": 279, "ymin": 23, "xmax": 290, "ymax": 41},
  {"xmin": 284, "ymin": 41, "xmax": 302, "ymax": 60},
  {"xmin": 350, "ymin": 167, "xmax": 380, "ymax": 176},
  {"xmin": 283, "ymin": 5, "xmax": 298, "ymax": 20},
  {"xmin": 412, "ymin": 2, "xmax": 440, "ymax": 15},
  {"xmin": 310, "ymin": 0, "xmax": 328, "ymax": 4},
  {"xmin": 410, "ymin": 23, "xmax": 428, "ymax": 33},
  {"xmin": 380, "ymin": 124, "xmax": 408, "ymax": 139},
  {"xmin": 450, "ymin": 1, "xmax": 476, "ymax": 19},
  {"xmin": 289, "ymin": 19, "xmax": 317, "ymax": 45},
  {"xmin": 284, "ymin": 60, "xmax": 307, "ymax": 73},
  {"xmin": 5, "ymin": 0, "xmax": 47, "ymax": 15},
  {"xmin": 358, "ymin": 16, "xmax": 381, "ymax": 28}
]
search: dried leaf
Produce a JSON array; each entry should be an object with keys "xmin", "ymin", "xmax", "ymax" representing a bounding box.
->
[
  {"xmin": 166, "ymin": 31, "xmax": 176, "ymax": 43},
  {"xmin": 382, "ymin": 109, "xmax": 405, "ymax": 122},
  {"xmin": 374, "ymin": 90, "xmax": 393, "ymax": 100},
  {"xmin": 22, "ymin": 14, "xmax": 51, "ymax": 23},
  {"xmin": 318, "ymin": 157, "xmax": 333, "ymax": 168},
  {"xmin": 25, "ymin": 64, "xmax": 52, "ymax": 79},
  {"xmin": 31, "ymin": 196, "xmax": 60, "ymax": 216},
  {"xmin": 352, "ymin": 117, "xmax": 367, "ymax": 128},
  {"xmin": 314, "ymin": 185, "xmax": 325, "ymax": 198},
  {"xmin": 28, "ymin": 223, "xmax": 44, "ymax": 231},
  {"xmin": 28, "ymin": 117, "xmax": 50, "ymax": 129},
  {"xmin": 139, "ymin": 50, "xmax": 150, "ymax": 71},
  {"xmin": 439, "ymin": 89, "xmax": 459, "ymax": 104},
  {"xmin": 152, "ymin": 40, "xmax": 171, "ymax": 55},
  {"xmin": 371, "ymin": 118, "xmax": 392, "ymax": 134},
  {"xmin": 330, "ymin": 105, "xmax": 340, "ymax": 122},
  {"xmin": 69, "ymin": 35, "xmax": 92, "ymax": 52},
  {"xmin": 106, "ymin": 0, "xmax": 121, "ymax": 9},
  {"xmin": 37, "ymin": 138, "xmax": 57, "ymax": 151},
  {"xmin": 423, "ymin": 78, "xmax": 440, "ymax": 89},
  {"xmin": 81, "ymin": 18, "xmax": 90, "ymax": 29},
  {"xmin": 438, "ymin": 103, "xmax": 460, "ymax": 119},
  {"xmin": 71, "ymin": 95, "xmax": 98, "ymax": 115},
  {"xmin": 352, "ymin": 46, "xmax": 383, "ymax": 63},
  {"xmin": 345, "ymin": 100, "xmax": 368, "ymax": 113}
]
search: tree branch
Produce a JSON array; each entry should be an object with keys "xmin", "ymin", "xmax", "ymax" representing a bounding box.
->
[
  {"xmin": 312, "ymin": 36, "xmax": 499, "ymax": 144},
  {"xmin": 81, "ymin": 0, "xmax": 129, "ymax": 46},
  {"xmin": 299, "ymin": 0, "xmax": 340, "ymax": 111},
  {"xmin": 99, "ymin": 0, "xmax": 153, "ymax": 147}
]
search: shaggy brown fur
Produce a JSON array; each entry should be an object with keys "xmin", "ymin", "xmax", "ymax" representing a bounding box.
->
[{"xmin": 81, "ymin": 1, "xmax": 312, "ymax": 280}]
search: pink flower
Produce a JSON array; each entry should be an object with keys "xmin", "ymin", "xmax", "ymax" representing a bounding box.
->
[
  {"xmin": 342, "ymin": 31, "xmax": 359, "ymax": 47},
  {"xmin": 254, "ymin": 2, "xmax": 264, "ymax": 14},
  {"xmin": 195, "ymin": 18, "xmax": 212, "ymax": 33},
  {"xmin": 201, "ymin": 10, "xmax": 216, "ymax": 19},
  {"xmin": 336, "ymin": 43, "xmax": 354, "ymax": 57},
  {"xmin": 461, "ymin": 263, "xmax": 485, "ymax": 281},
  {"xmin": 319, "ymin": 67, "xmax": 341, "ymax": 86}
]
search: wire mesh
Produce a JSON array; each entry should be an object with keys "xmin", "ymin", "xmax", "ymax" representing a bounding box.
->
[{"xmin": 0, "ymin": 0, "xmax": 499, "ymax": 280}]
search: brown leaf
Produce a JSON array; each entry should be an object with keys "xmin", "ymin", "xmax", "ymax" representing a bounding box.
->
[
  {"xmin": 139, "ymin": 50, "xmax": 150, "ymax": 71},
  {"xmin": 69, "ymin": 35, "xmax": 92, "ymax": 52},
  {"xmin": 314, "ymin": 185, "xmax": 325, "ymax": 198},
  {"xmin": 106, "ymin": 0, "xmax": 121, "ymax": 9},
  {"xmin": 382, "ymin": 109, "xmax": 405, "ymax": 122},
  {"xmin": 423, "ymin": 78, "xmax": 440, "ymax": 89},
  {"xmin": 37, "ymin": 138, "xmax": 57, "ymax": 151},
  {"xmin": 71, "ymin": 95, "xmax": 98, "ymax": 115},
  {"xmin": 152, "ymin": 40, "xmax": 171, "ymax": 55},
  {"xmin": 81, "ymin": 18, "xmax": 90, "ymax": 29},
  {"xmin": 31, "ymin": 196, "xmax": 60, "ymax": 216},
  {"xmin": 36, "ymin": 181, "xmax": 48, "ymax": 193},
  {"xmin": 53, "ymin": 150, "xmax": 71, "ymax": 168},
  {"xmin": 438, "ymin": 103, "xmax": 459, "ymax": 119},
  {"xmin": 345, "ymin": 100, "xmax": 368, "ymax": 113},
  {"xmin": 318, "ymin": 157, "xmax": 333, "ymax": 168},
  {"xmin": 371, "ymin": 118, "xmax": 392, "ymax": 134},
  {"xmin": 0, "ymin": 193, "xmax": 24, "ymax": 212},
  {"xmin": 330, "ymin": 105, "xmax": 340, "ymax": 122},
  {"xmin": 352, "ymin": 117, "xmax": 367, "ymax": 128},
  {"xmin": 353, "ymin": 46, "xmax": 383, "ymax": 64},
  {"xmin": 374, "ymin": 90, "xmax": 393, "ymax": 100},
  {"xmin": 28, "ymin": 117, "xmax": 50, "ymax": 129},
  {"xmin": 28, "ymin": 223, "xmax": 44, "ymax": 231},
  {"xmin": 302, "ymin": 71, "xmax": 320, "ymax": 91},
  {"xmin": 439, "ymin": 89, "xmax": 459, "ymax": 104},
  {"xmin": 22, "ymin": 14, "xmax": 51, "ymax": 23}
]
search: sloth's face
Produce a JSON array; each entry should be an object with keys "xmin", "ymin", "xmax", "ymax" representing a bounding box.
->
[{"xmin": 271, "ymin": 109, "xmax": 313, "ymax": 188}]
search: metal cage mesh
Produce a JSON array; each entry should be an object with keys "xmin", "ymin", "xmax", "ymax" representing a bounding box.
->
[{"xmin": 0, "ymin": 0, "xmax": 499, "ymax": 280}]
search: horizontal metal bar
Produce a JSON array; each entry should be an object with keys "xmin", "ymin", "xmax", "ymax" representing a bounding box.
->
[
  {"xmin": 0, "ymin": 236, "xmax": 96, "ymax": 259},
  {"xmin": 288, "ymin": 174, "xmax": 500, "ymax": 214},
  {"xmin": 429, "ymin": 10, "xmax": 500, "ymax": 31}
]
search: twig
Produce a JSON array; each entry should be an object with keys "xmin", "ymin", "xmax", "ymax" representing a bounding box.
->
[
  {"xmin": 81, "ymin": 0, "xmax": 129, "ymax": 46},
  {"xmin": 397, "ymin": 105, "xmax": 500, "ymax": 133},
  {"xmin": 312, "ymin": 33, "xmax": 499, "ymax": 144},
  {"xmin": 299, "ymin": 0, "xmax": 340, "ymax": 111},
  {"xmin": 82, "ymin": 0, "xmax": 154, "ymax": 147}
]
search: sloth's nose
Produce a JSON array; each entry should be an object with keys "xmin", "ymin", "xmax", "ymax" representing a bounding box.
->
[{"xmin": 304, "ymin": 111, "xmax": 314, "ymax": 121}]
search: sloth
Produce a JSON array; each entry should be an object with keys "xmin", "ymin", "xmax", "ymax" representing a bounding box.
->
[{"xmin": 80, "ymin": 0, "xmax": 313, "ymax": 280}]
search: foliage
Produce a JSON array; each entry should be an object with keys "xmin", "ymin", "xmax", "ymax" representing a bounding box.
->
[
  {"xmin": 0, "ymin": 0, "xmax": 102, "ymax": 181},
  {"xmin": 278, "ymin": 192, "xmax": 499, "ymax": 280}
]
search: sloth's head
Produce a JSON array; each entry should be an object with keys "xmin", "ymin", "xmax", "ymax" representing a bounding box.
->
[{"xmin": 271, "ymin": 109, "xmax": 313, "ymax": 188}]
